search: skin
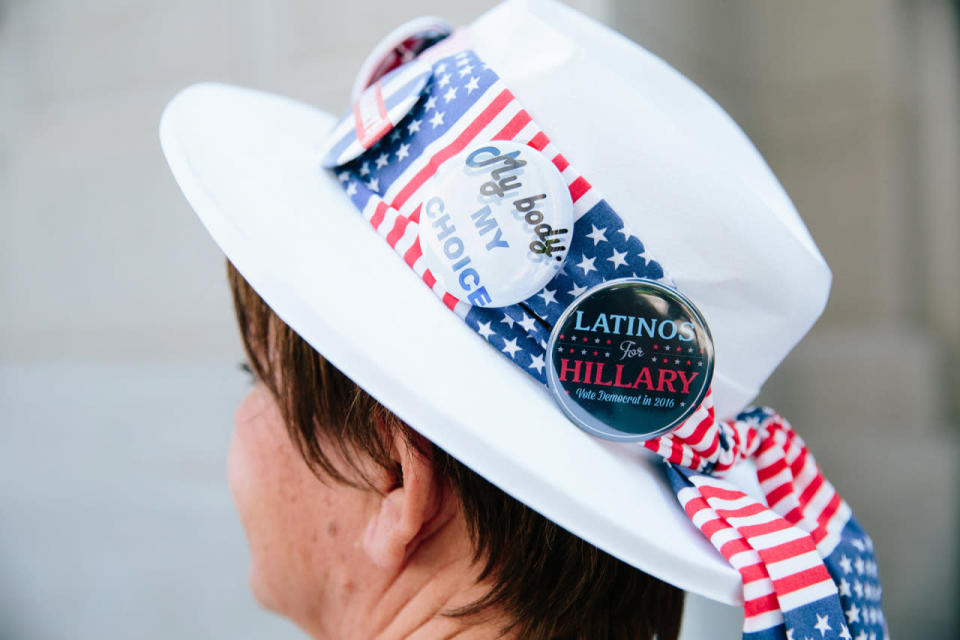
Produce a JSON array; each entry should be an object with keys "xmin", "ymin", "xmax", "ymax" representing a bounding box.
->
[{"xmin": 229, "ymin": 382, "xmax": 517, "ymax": 639}]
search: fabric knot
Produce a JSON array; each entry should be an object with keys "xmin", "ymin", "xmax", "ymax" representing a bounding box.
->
[{"xmin": 654, "ymin": 400, "xmax": 887, "ymax": 639}]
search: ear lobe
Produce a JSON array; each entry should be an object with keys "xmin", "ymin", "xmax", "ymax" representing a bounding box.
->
[
  {"xmin": 362, "ymin": 435, "xmax": 442, "ymax": 570},
  {"xmin": 362, "ymin": 486, "xmax": 408, "ymax": 569}
]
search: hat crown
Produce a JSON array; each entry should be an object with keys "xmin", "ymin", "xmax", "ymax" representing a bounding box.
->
[{"xmin": 468, "ymin": 0, "xmax": 831, "ymax": 417}]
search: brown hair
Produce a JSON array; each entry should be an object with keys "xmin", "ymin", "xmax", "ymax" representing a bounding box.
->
[{"xmin": 228, "ymin": 261, "xmax": 684, "ymax": 640}]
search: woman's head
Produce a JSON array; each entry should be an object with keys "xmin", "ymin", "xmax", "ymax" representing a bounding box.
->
[{"xmin": 226, "ymin": 260, "xmax": 684, "ymax": 639}]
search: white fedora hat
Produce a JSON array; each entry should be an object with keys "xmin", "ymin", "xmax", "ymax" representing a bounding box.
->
[{"xmin": 160, "ymin": 0, "xmax": 832, "ymax": 608}]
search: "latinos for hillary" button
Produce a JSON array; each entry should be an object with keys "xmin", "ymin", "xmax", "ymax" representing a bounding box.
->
[{"xmin": 546, "ymin": 279, "xmax": 715, "ymax": 441}]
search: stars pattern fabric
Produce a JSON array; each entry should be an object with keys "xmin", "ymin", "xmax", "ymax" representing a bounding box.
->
[{"xmin": 327, "ymin": 46, "xmax": 886, "ymax": 640}]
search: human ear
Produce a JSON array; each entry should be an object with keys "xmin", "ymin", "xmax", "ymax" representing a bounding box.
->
[{"xmin": 362, "ymin": 432, "xmax": 443, "ymax": 570}]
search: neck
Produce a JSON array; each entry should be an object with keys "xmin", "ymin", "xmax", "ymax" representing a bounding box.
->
[{"xmin": 307, "ymin": 504, "xmax": 517, "ymax": 640}]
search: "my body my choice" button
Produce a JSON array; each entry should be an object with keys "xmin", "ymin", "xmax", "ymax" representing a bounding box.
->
[{"xmin": 419, "ymin": 141, "xmax": 574, "ymax": 308}]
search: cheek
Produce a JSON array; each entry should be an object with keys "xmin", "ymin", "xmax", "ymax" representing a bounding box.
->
[
  {"xmin": 226, "ymin": 385, "xmax": 372, "ymax": 620},
  {"xmin": 228, "ymin": 386, "xmax": 283, "ymax": 530},
  {"xmin": 228, "ymin": 386, "xmax": 314, "ymax": 610}
]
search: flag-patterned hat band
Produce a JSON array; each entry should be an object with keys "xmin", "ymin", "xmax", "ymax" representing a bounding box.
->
[{"xmin": 318, "ymin": 34, "xmax": 888, "ymax": 640}]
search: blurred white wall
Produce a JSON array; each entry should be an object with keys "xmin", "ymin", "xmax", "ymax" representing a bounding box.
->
[
  {"xmin": 1, "ymin": 0, "xmax": 957, "ymax": 639},
  {"xmin": 0, "ymin": 362, "xmax": 305, "ymax": 639}
]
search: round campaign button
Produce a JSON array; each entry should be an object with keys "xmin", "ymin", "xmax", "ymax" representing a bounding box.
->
[
  {"xmin": 419, "ymin": 141, "xmax": 574, "ymax": 308},
  {"xmin": 546, "ymin": 279, "xmax": 715, "ymax": 442},
  {"xmin": 351, "ymin": 16, "xmax": 452, "ymax": 101},
  {"xmin": 320, "ymin": 59, "xmax": 432, "ymax": 168}
]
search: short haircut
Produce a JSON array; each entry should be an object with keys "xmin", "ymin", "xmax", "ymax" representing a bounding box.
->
[{"xmin": 228, "ymin": 261, "xmax": 684, "ymax": 640}]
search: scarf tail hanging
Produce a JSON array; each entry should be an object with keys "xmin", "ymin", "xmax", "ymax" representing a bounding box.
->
[{"xmin": 661, "ymin": 405, "xmax": 887, "ymax": 640}]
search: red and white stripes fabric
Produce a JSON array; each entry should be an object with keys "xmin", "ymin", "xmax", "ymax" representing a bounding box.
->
[
  {"xmin": 355, "ymin": 78, "xmax": 599, "ymax": 320},
  {"xmin": 659, "ymin": 400, "xmax": 853, "ymax": 631}
]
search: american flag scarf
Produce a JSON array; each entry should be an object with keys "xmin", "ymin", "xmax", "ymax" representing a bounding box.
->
[{"xmin": 326, "ymin": 47, "xmax": 888, "ymax": 640}]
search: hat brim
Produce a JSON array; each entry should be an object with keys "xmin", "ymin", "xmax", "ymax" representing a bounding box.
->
[{"xmin": 160, "ymin": 81, "xmax": 764, "ymax": 605}]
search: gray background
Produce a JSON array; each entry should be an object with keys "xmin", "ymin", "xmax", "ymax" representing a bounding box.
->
[{"xmin": 1, "ymin": 0, "xmax": 958, "ymax": 638}]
